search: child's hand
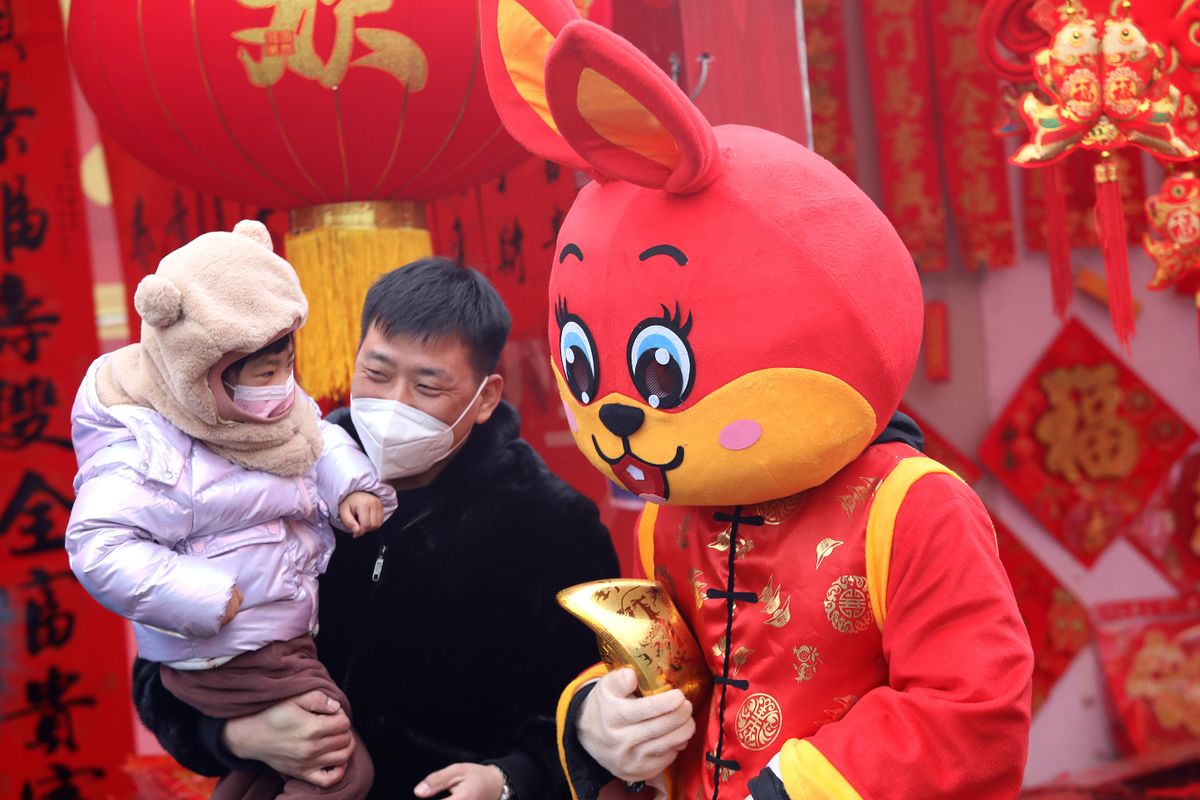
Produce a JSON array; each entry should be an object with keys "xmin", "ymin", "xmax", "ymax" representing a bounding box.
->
[
  {"xmin": 220, "ymin": 585, "xmax": 243, "ymax": 627},
  {"xmin": 339, "ymin": 491, "xmax": 384, "ymax": 537}
]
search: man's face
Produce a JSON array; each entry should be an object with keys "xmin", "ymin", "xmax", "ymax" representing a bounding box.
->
[{"xmin": 351, "ymin": 324, "xmax": 503, "ymax": 440}]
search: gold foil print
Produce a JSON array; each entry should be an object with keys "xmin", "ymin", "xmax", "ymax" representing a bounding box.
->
[
  {"xmin": 707, "ymin": 527, "xmax": 755, "ymax": 560},
  {"xmin": 557, "ymin": 579, "xmax": 710, "ymax": 704},
  {"xmin": 676, "ymin": 513, "xmax": 691, "ymax": 549},
  {"xmin": 815, "ymin": 537, "xmax": 844, "ymax": 570},
  {"xmin": 760, "ymin": 576, "xmax": 792, "ymax": 628},
  {"xmin": 712, "ymin": 635, "xmax": 754, "ymax": 676},
  {"xmin": 819, "ymin": 694, "xmax": 859, "ymax": 725},
  {"xmin": 756, "ymin": 492, "xmax": 807, "ymax": 525},
  {"xmin": 836, "ymin": 476, "xmax": 881, "ymax": 519},
  {"xmin": 824, "ymin": 575, "xmax": 872, "ymax": 634},
  {"xmin": 792, "ymin": 644, "xmax": 821, "ymax": 682},
  {"xmin": 689, "ymin": 568, "xmax": 709, "ymax": 611},
  {"xmin": 735, "ymin": 693, "xmax": 783, "ymax": 751}
]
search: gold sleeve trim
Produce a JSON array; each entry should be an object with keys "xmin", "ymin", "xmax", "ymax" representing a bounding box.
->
[
  {"xmin": 779, "ymin": 739, "xmax": 864, "ymax": 800},
  {"xmin": 556, "ymin": 662, "xmax": 611, "ymax": 800},
  {"xmin": 637, "ymin": 503, "xmax": 660, "ymax": 579},
  {"xmin": 865, "ymin": 457, "xmax": 962, "ymax": 631}
]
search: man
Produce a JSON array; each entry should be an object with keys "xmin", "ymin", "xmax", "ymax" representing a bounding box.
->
[{"xmin": 132, "ymin": 259, "xmax": 620, "ymax": 799}]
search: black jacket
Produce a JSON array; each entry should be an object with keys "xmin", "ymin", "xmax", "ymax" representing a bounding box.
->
[{"xmin": 132, "ymin": 402, "xmax": 619, "ymax": 799}]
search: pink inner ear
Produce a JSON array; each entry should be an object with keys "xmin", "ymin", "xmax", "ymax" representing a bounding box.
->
[{"xmin": 543, "ymin": 20, "xmax": 722, "ymax": 194}]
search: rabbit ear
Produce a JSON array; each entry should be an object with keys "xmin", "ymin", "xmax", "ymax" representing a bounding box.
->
[
  {"xmin": 480, "ymin": 0, "xmax": 590, "ymax": 170},
  {"xmin": 544, "ymin": 20, "xmax": 722, "ymax": 194}
]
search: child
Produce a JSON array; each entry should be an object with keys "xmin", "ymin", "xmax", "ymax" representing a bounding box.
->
[{"xmin": 65, "ymin": 220, "xmax": 396, "ymax": 800}]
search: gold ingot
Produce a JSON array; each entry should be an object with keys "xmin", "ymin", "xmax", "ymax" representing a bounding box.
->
[{"xmin": 557, "ymin": 579, "xmax": 710, "ymax": 704}]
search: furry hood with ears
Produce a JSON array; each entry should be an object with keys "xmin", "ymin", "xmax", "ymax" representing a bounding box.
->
[{"xmin": 97, "ymin": 220, "xmax": 321, "ymax": 476}]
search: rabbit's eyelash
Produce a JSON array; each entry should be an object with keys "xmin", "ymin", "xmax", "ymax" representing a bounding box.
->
[{"xmin": 658, "ymin": 302, "xmax": 693, "ymax": 336}]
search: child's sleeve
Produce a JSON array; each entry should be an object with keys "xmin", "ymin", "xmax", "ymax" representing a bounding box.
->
[
  {"xmin": 758, "ymin": 474, "xmax": 1034, "ymax": 800},
  {"xmin": 65, "ymin": 443, "xmax": 237, "ymax": 639},
  {"xmin": 315, "ymin": 419, "xmax": 398, "ymax": 529}
]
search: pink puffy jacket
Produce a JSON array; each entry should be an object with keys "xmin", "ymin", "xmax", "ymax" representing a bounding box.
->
[{"xmin": 66, "ymin": 356, "xmax": 397, "ymax": 665}]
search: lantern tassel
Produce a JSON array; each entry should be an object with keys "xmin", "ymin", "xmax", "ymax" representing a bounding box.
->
[
  {"xmin": 1093, "ymin": 156, "xmax": 1135, "ymax": 350},
  {"xmin": 286, "ymin": 201, "xmax": 432, "ymax": 402},
  {"xmin": 1044, "ymin": 162, "xmax": 1073, "ymax": 318}
]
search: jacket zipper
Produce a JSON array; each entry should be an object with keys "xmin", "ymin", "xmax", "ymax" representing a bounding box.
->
[
  {"xmin": 370, "ymin": 507, "xmax": 434, "ymax": 583},
  {"xmin": 341, "ymin": 505, "xmax": 437, "ymax": 691}
]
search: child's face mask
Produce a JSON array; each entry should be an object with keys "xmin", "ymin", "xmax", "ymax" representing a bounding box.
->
[{"xmin": 224, "ymin": 372, "xmax": 296, "ymax": 418}]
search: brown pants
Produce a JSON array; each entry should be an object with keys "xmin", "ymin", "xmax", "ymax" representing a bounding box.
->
[{"xmin": 160, "ymin": 636, "xmax": 373, "ymax": 800}]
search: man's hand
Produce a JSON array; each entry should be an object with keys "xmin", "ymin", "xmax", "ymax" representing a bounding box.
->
[
  {"xmin": 577, "ymin": 668, "xmax": 695, "ymax": 784},
  {"xmin": 221, "ymin": 690, "xmax": 355, "ymax": 788},
  {"xmin": 339, "ymin": 491, "xmax": 384, "ymax": 537},
  {"xmin": 219, "ymin": 586, "xmax": 243, "ymax": 627},
  {"xmin": 414, "ymin": 762, "xmax": 504, "ymax": 799}
]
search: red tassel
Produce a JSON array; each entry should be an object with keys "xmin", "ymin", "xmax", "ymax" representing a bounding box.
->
[
  {"xmin": 1093, "ymin": 157, "xmax": 1136, "ymax": 350},
  {"xmin": 1044, "ymin": 163, "xmax": 1073, "ymax": 318}
]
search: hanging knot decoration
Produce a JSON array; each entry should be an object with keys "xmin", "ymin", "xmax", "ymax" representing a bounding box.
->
[
  {"xmin": 1011, "ymin": 2, "xmax": 1196, "ymax": 348},
  {"xmin": 1143, "ymin": 171, "xmax": 1200, "ymax": 341}
]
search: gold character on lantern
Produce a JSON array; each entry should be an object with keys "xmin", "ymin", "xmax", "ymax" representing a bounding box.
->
[
  {"xmin": 1034, "ymin": 363, "xmax": 1139, "ymax": 484},
  {"xmin": 233, "ymin": 0, "xmax": 429, "ymax": 90}
]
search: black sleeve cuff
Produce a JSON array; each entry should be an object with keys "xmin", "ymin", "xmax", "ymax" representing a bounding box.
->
[
  {"xmin": 557, "ymin": 682, "xmax": 616, "ymax": 800},
  {"xmin": 747, "ymin": 765, "xmax": 789, "ymax": 800},
  {"xmin": 197, "ymin": 715, "xmax": 260, "ymax": 773},
  {"xmin": 483, "ymin": 752, "xmax": 541, "ymax": 799}
]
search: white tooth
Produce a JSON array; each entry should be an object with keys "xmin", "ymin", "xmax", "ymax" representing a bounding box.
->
[{"xmin": 626, "ymin": 464, "xmax": 646, "ymax": 482}]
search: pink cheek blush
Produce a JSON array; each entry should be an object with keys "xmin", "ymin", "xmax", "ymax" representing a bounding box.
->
[
  {"xmin": 719, "ymin": 420, "xmax": 762, "ymax": 451},
  {"xmin": 563, "ymin": 400, "xmax": 580, "ymax": 433}
]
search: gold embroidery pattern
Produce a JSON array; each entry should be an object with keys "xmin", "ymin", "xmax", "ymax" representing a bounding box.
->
[
  {"xmin": 792, "ymin": 644, "xmax": 821, "ymax": 682},
  {"xmin": 689, "ymin": 569, "xmax": 708, "ymax": 611},
  {"xmin": 707, "ymin": 527, "xmax": 755, "ymax": 560},
  {"xmin": 1034, "ymin": 363, "xmax": 1139, "ymax": 484},
  {"xmin": 759, "ymin": 576, "xmax": 792, "ymax": 628},
  {"xmin": 836, "ymin": 476, "xmax": 881, "ymax": 519},
  {"xmin": 824, "ymin": 575, "xmax": 871, "ymax": 634},
  {"xmin": 712, "ymin": 635, "xmax": 754, "ymax": 677},
  {"xmin": 757, "ymin": 492, "xmax": 807, "ymax": 525},
  {"xmin": 233, "ymin": 0, "xmax": 429, "ymax": 90},
  {"xmin": 815, "ymin": 537, "xmax": 844, "ymax": 570},
  {"xmin": 734, "ymin": 693, "xmax": 783, "ymax": 751}
]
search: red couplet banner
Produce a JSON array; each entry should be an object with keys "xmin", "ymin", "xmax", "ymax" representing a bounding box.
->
[{"xmin": 0, "ymin": 2, "xmax": 136, "ymax": 797}]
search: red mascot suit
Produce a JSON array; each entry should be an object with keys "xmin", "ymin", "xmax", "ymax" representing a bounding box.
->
[{"xmin": 479, "ymin": 1, "xmax": 1035, "ymax": 798}]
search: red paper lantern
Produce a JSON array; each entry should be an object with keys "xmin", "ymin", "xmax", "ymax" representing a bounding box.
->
[
  {"xmin": 67, "ymin": 0, "xmax": 546, "ymax": 398},
  {"xmin": 66, "ymin": 0, "xmax": 527, "ymax": 207}
]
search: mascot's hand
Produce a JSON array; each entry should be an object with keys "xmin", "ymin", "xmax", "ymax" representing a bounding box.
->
[{"xmin": 577, "ymin": 668, "xmax": 695, "ymax": 783}]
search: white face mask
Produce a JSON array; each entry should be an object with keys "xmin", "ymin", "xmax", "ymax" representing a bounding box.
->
[
  {"xmin": 350, "ymin": 380, "xmax": 487, "ymax": 480},
  {"xmin": 225, "ymin": 373, "xmax": 296, "ymax": 418}
]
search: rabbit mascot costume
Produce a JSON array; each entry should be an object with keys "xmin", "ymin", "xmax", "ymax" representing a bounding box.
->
[{"xmin": 479, "ymin": 2, "xmax": 1034, "ymax": 798}]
